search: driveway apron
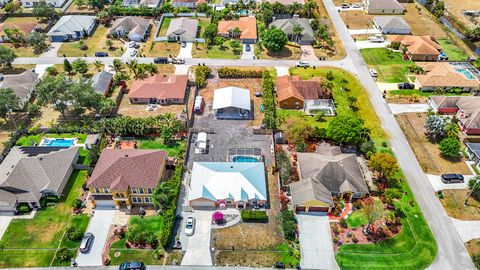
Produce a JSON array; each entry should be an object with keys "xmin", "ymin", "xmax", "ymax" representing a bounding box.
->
[{"xmin": 181, "ymin": 210, "xmax": 212, "ymax": 266}]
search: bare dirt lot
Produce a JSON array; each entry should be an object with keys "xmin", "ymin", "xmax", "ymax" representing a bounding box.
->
[
  {"xmin": 403, "ymin": 3, "xmax": 448, "ymax": 38},
  {"xmin": 444, "ymin": 0, "xmax": 480, "ymax": 30},
  {"xmin": 396, "ymin": 112, "xmax": 471, "ymax": 175},
  {"xmin": 340, "ymin": 10, "xmax": 373, "ymax": 29},
  {"xmin": 441, "ymin": 189, "xmax": 480, "ymax": 220}
]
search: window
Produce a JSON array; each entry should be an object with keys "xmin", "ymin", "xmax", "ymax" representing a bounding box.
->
[
  {"xmin": 139, "ymin": 188, "xmax": 144, "ymax": 194},
  {"xmin": 94, "ymin": 188, "xmax": 101, "ymax": 193},
  {"xmin": 144, "ymin": 197, "xmax": 151, "ymax": 203},
  {"xmin": 132, "ymin": 188, "xmax": 137, "ymax": 194},
  {"xmin": 104, "ymin": 188, "xmax": 110, "ymax": 193},
  {"xmin": 147, "ymin": 188, "xmax": 153, "ymax": 194},
  {"xmin": 132, "ymin": 197, "xmax": 142, "ymax": 203}
]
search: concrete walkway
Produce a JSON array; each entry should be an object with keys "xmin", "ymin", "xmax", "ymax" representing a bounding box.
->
[
  {"xmin": 181, "ymin": 211, "xmax": 212, "ymax": 266},
  {"xmin": 0, "ymin": 215, "xmax": 13, "ymax": 240},
  {"xmin": 451, "ymin": 218, "xmax": 480, "ymax": 242}
]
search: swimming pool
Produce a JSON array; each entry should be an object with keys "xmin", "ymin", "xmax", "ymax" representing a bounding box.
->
[
  {"xmin": 456, "ymin": 68, "xmax": 474, "ymax": 80},
  {"xmin": 232, "ymin": 156, "xmax": 259, "ymax": 162},
  {"xmin": 41, "ymin": 138, "xmax": 76, "ymax": 147}
]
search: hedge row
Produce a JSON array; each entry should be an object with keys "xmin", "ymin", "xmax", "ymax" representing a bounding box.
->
[
  {"xmin": 194, "ymin": 66, "xmax": 211, "ymax": 88},
  {"xmin": 217, "ymin": 67, "xmax": 263, "ymax": 78},
  {"xmin": 241, "ymin": 210, "xmax": 268, "ymax": 222},
  {"xmin": 281, "ymin": 210, "xmax": 296, "ymax": 241}
]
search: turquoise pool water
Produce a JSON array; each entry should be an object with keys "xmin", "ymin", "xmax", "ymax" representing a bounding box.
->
[
  {"xmin": 232, "ymin": 156, "xmax": 259, "ymax": 162},
  {"xmin": 42, "ymin": 138, "xmax": 75, "ymax": 147},
  {"xmin": 456, "ymin": 68, "xmax": 474, "ymax": 80}
]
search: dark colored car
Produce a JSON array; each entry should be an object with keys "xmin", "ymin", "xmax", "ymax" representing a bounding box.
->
[
  {"xmin": 119, "ymin": 262, "xmax": 146, "ymax": 270},
  {"xmin": 153, "ymin": 57, "xmax": 169, "ymax": 64},
  {"xmin": 274, "ymin": 262, "xmax": 285, "ymax": 269},
  {"xmin": 246, "ymin": 44, "xmax": 251, "ymax": 51},
  {"xmin": 397, "ymin": 82, "xmax": 415, "ymax": 89},
  {"xmin": 79, "ymin": 232, "xmax": 94, "ymax": 253},
  {"xmin": 441, "ymin": 174, "xmax": 464, "ymax": 183},
  {"xmin": 95, "ymin": 52, "xmax": 108, "ymax": 57}
]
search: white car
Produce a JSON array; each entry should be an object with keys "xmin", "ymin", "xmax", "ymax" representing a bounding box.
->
[
  {"xmin": 130, "ymin": 49, "xmax": 138, "ymax": 57},
  {"xmin": 129, "ymin": 41, "xmax": 139, "ymax": 48},
  {"xmin": 369, "ymin": 68, "xmax": 378, "ymax": 77},
  {"xmin": 296, "ymin": 61, "xmax": 310, "ymax": 67},
  {"xmin": 352, "ymin": 4, "xmax": 361, "ymax": 8},
  {"xmin": 184, "ymin": 215, "xmax": 195, "ymax": 236},
  {"xmin": 367, "ymin": 36, "xmax": 385, "ymax": 43}
]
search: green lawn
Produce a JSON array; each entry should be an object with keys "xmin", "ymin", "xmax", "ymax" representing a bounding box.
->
[
  {"xmin": 57, "ymin": 26, "xmax": 124, "ymax": 57},
  {"xmin": 16, "ymin": 133, "xmax": 88, "ymax": 146},
  {"xmin": 137, "ymin": 138, "xmax": 186, "ymax": 157},
  {"xmin": 336, "ymin": 183, "xmax": 437, "ymax": 270},
  {"xmin": 108, "ymin": 249, "xmax": 163, "ymax": 265},
  {"xmin": 277, "ymin": 109, "xmax": 333, "ymax": 130},
  {"xmin": 157, "ymin": 17, "xmax": 172, "ymax": 37},
  {"xmin": 60, "ymin": 213, "xmax": 90, "ymax": 248},
  {"xmin": 0, "ymin": 250, "xmax": 56, "ymax": 268},
  {"xmin": 129, "ymin": 215, "xmax": 165, "ymax": 234},
  {"xmin": 192, "ymin": 42, "xmax": 241, "ymax": 59},
  {"xmin": 360, "ymin": 48, "xmax": 414, "ymax": 83},
  {"xmin": 437, "ymin": 39, "xmax": 468, "ymax": 62},
  {"xmin": 276, "ymin": 242, "xmax": 300, "ymax": 268},
  {"xmin": 346, "ymin": 199, "xmax": 383, "ymax": 228}
]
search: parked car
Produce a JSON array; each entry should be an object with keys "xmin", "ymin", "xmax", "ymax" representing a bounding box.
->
[
  {"xmin": 296, "ymin": 61, "xmax": 309, "ymax": 67},
  {"xmin": 181, "ymin": 41, "xmax": 187, "ymax": 48},
  {"xmin": 397, "ymin": 82, "xmax": 415, "ymax": 89},
  {"xmin": 79, "ymin": 232, "xmax": 94, "ymax": 253},
  {"xmin": 194, "ymin": 96, "xmax": 205, "ymax": 114},
  {"xmin": 95, "ymin": 52, "xmax": 108, "ymax": 57},
  {"xmin": 154, "ymin": 57, "xmax": 169, "ymax": 64},
  {"xmin": 130, "ymin": 49, "xmax": 138, "ymax": 57},
  {"xmin": 172, "ymin": 58, "xmax": 185, "ymax": 64},
  {"xmin": 341, "ymin": 3, "xmax": 349, "ymax": 8},
  {"xmin": 119, "ymin": 262, "xmax": 146, "ymax": 270},
  {"xmin": 185, "ymin": 215, "xmax": 195, "ymax": 236},
  {"xmin": 367, "ymin": 35, "xmax": 385, "ymax": 43},
  {"xmin": 369, "ymin": 68, "xmax": 378, "ymax": 77},
  {"xmin": 441, "ymin": 174, "xmax": 464, "ymax": 183},
  {"xmin": 352, "ymin": 3, "xmax": 361, "ymax": 8},
  {"xmin": 255, "ymin": 92, "xmax": 262, "ymax": 97},
  {"xmin": 246, "ymin": 44, "xmax": 251, "ymax": 52},
  {"xmin": 129, "ymin": 41, "xmax": 139, "ymax": 48}
]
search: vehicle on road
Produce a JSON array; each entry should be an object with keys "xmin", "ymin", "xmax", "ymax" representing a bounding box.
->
[
  {"xmin": 154, "ymin": 57, "xmax": 169, "ymax": 64},
  {"xmin": 185, "ymin": 215, "xmax": 195, "ymax": 236},
  {"xmin": 79, "ymin": 232, "xmax": 94, "ymax": 253},
  {"xmin": 352, "ymin": 3, "xmax": 361, "ymax": 8},
  {"xmin": 397, "ymin": 82, "xmax": 415, "ymax": 89},
  {"xmin": 95, "ymin": 52, "xmax": 108, "ymax": 57},
  {"xmin": 369, "ymin": 68, "xmax": 378, "ymax": 77},
  {"xmin": 130, "ymin": 49, "xmax": 138, "ymax": 57},
  {"xmin": 172, "ymin": 58, "xmax": 185, "ymax": 64},
  {"xmin": 441, "ymin": 174, "xmax": 464, "ymax": 183},
  {"xmin": 296, "ymin": 61, "xmax": 310, "ymax": 67},
  {"xmin": 119, "ymin": 262, "xmax": 146, "ymax": 270},
  {"xmin": 246, "ymin": 44, "xmax": 251, "ymax": 51}
]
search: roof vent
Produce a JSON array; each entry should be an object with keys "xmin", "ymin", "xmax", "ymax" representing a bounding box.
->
[
  {"xmin": 39, "ymin": 157, "xmax": 43, "ymax": 161},
  {"xmin": 125, "ymin": 155, "xmax": 129, "ymax": 157}
]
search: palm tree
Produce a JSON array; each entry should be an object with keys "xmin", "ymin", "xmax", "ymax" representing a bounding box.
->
[
  {"xmin": 145, "ymin": 63, "xmax": 158, "ymax": 76},
  {"xmin": 304, "ymin": 0, "xmax": 318, "ymax": 18},
  {"xmin": 231, "ymin": 27, "xmax": 241, "ymax": 39},
  {"xmin": 289, "ymin": 2, "xmax": 302, "ymax": 14},
  {"xmin": 134, "ymin": 64, "xmax": 147, "ymax": 79},
  {"xmin": 105, "ymin": 39, "xmax": 113, "ymax": 50},
  {"xmin": 126, "ymin": 59, "xmax": 138, "ymax": 76},
  {"xmin": 292, "ymin": 24, "xmax": 304, "ymax": 43},
  {"xmin": 93, "ymin": 60, "xmax": 103, "ymax": 71},
  {"xmin": 347, "ymin": 96, "xmax": 357, "ymax": 107},
  {"xmin": 152, "ymin": 182, "xmax": 171, "ymax": 211},
  {"xmin": 110, "ymin": 59, "xmax": 124, "ymax": 73}
]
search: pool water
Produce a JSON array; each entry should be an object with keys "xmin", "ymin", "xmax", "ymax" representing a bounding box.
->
[
  {"xmin": 456, "ymin": 68, "xmax": 474, "ymax": 80},
  {"xmin": 42, "ymin": 138, "xmax": 75, "ymax": 147},
  {"xmin": 232, "ymin": 156, "xmax": 259, "ymax": 162}
]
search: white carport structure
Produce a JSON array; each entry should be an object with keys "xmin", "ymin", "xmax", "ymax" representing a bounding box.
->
[{"xmin": 212, "ymin": 87, "xmax": 251, "ymax": 119}]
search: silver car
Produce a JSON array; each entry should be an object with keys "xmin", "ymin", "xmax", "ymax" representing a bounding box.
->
[{"xmin": 184, "ymin": 216, "xmax": 195, "ymax": 236}]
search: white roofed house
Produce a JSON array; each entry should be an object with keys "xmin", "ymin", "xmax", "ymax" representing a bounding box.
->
[
  {"xmin": 373, "ymin": 16, "xmax": 411, "ymax": 35},
  {"xmin": 188, "ymin": 162, "xmax": 267, "ymax": 209},
  {"xmin": 47, "ymin": 16, "xmax": 97, "ymax": 42},
  {"xmin": 21, "ymin": 0, "xmax": 67, "ymax": 8},
  {"xmin": 109, "ymin": 17, "xmax": 151, "ymax": 42},
  {"xmin": 212, "ymin": 86, "xmax": 251, "ymax": 119}
]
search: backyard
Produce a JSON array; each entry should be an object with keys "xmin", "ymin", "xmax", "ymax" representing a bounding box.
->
[
  {"xmin": 16, "ymin": 133, "xmax": 88, "ymax": 146},
  {"xmin": 57, "ymin": 26, "xmax": 124, "ymax": 57},
  {"xmin": 437, "ymin": 39, "xmax": 468, "ymax": 62},
  {"xmin": 137, "ymin": 138, "xmax": 186, "ymax": 157},
  {"xmin": 440, "ymin": 189, "xmax": 480, "ymax": 220},
  {"xmin": 360, "ymin": 48, "xmax": 413, "ymax": 83},
  {"xmin": 141, "ymin": 23, "xmax": 180, "ymax": 57}
]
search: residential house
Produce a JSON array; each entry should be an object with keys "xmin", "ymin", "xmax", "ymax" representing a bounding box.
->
[
  {"xmin": 0, "ymin": 70, "xmax": 39, "ymax": 107},
  {"xmin": 415, "ymin": 62, "xmax": 479, "ymax": 92},
  {"xmin": 212, "ymin": 86, "xmax": 251, "ymax": 119},
  {"xmin": 373, "ymin": 16, "xmax": 411, "ymax": 34},
  {"xmin": 21, "ymin": 0, "xmax": 67, "ymax": 8},
  {"xmin": 47, "ymin": 15, "xmax": 97, "ymax": 42},
  {"xmin": 363, "ymin": 0, "xmax": 405, "ymax": 14},
  {"xmin": 128, "ymin": 74, "xmax": 189, "ymax": 104},
  {"xmin": 86, "ymin": 149, "xmax": 167, "ymax": 209},
  {"xmin": 109, "ymin": 17, "xmax": 151, "ymax": 42},
  {"xmin": 0, "ymin": 146, "xmax": 80, "ymax": 214},
  {"xmin": 121, "ymin": 0, "xmax": 162, "ymax": 8},
  {"xmin": 270, "ymin": 15, "xmax": 315, "ymax": 45},
  {"xmin": 166, "ymin": 18, "xmax": 199, "ymax": 42},
  {"xmin": 0, "ymin": 20, "xmax": 37, "ymax": 43},
  {"xmin": 428, "ymin": 96, "xmax": 480, "ymax": 135},
  {"xmin": 290, "ymin": 146, "xmax": 369, "ymax": 212},
  {"xmin": 465, "ymin": 142, "xmax": 480, "ymax": 170},
  {"xmin": 91, "ymin": 71, "xmax": 113, "ymax": 96},
  {"xmin": 218, "ymin": 16, "xmax": 257, "ymax": 44},
  {"xmin": 188, "ymin": 162, "xmax": 267, "ymax": 209},
  {"xmin": 276, "ymin": 75, "xmax": 332, "ymax": 109},
  {"xmin": 388, "ymin": 35, "xmax": 443, "ymax": 61},
  {"xmin": 172, "ymin": 0, "xmax": 205, "ymax": 8}
]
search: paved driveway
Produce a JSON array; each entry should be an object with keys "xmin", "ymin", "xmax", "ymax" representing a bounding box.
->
[
  {"xmin": 388, "ymin": 103, "xmax": 429, "ymax": 114},
  {"xmin": 34, "ymin": 64, "xmax": 54, "ymax": 78},
  {"xmin": 177, "ymin": 42, "xmax": 193, "ymax": 59},
  {"xmin": 181, "ymin": 211, "xmax": 212, "ymax": 266},
  {"xmin": 300, "ymin": 45, "xmax": 318, "ymax": 61},
  {"xmin": 426, "ymin": 174, "xmax": 473, "ymax": 191},
  {"xmin": 451, "ymin": 218, "xmax": 480, "ymax": 242},
  {"xmin": 75, "ymin": 207, "xmax": 115, "ymax": 266},
  {"xmin": 0, "ymin": 215, "xmax": 13, "ymax": 240},
  {"xmin": 348, "ymin": 28, "xmax": 381, "ymax": 35},
  {"xmin": 355, "ymin": 40, "xmax": 389, "ymax": 49},
  {"xmin": 241, "ymin": 44, "xmax": 254, "ymax": 60},
  {"xmin": 376, "ymin": 82, "xmax": 400, "ymax": 91},
  {"xmin": 40, "ymin": 42, "xmax": 62, "ymax": 57},
  {"xmin": 297, "ymin": 214, "xmax": 339, "ymax": 270},
  {"xmin": 175, "ymin": 65, "xmax": 192, "ymax": 75}
]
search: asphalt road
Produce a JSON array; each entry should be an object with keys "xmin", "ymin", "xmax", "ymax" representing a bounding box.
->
[{"xmin": 321, "ymin": 0, "xmax": 475, "ymax": 269}]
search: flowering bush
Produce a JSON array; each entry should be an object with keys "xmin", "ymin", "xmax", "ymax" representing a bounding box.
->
[{"xmin": 212, "ymin": 211, "xmax": 224, "ymax": 224}]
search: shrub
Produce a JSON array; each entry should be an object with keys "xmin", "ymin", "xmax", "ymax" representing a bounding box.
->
[
  {"xmin": 241, "ymin": 210, "xmax": 268, "ymax": 222},
  {"xmin": 281, "ymin": 210, "xmax": 296, "ymax": 241},
  {"xmin": 217, "ymin": 67, "xmax": 263, "ymax": 78},
  {"xmin": 45, "ymin": 195, "xmax": 59, "ymax": 203},
  {"xmin": 439, "ymin": 137, "xmax": 461, "ymax": 158},
  {"xmin": 71, "ymin": 199, "xmax": 82, "ymax": 210},
  {"xmin": 472, "ymin": 253, "xmax": 480, "ymax": 269},
  {"xmin": 16, "ymin": 203, "xmax": 31, "ymax": 213},
  {"xmin": 212, "ymin": 211, "xmax": 224, "ymax": 224},
  {"xmin": 66, "ymin": 226, "xmax": 83, "ymax": 241},
  {"xmin": 56, "ymin": 248, "xmax": 73, "ymax": 262},
  {"xmin": 153, "ymin": 247, "xmax": 165, "ymax": 260},
  {"xmin": 339, "ymin": 218, "xmax": 347, "ymax": 228},
  {"xmin": 194, "ymin": 66, "xmax": 211, "ymax": 88}
]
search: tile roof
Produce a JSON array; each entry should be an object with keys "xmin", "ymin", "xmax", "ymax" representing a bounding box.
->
[
  {"xmin": 430, "ymin": 96, "xmax": 480, "ymax": 130},
  {"xmin": 87, "ymin": 149, "xmax": 167, "ymax": 191},
  {"xmin": 388, "ymin": 35, "xmax": 442, "ymax": 56},
  {"xmin": 0, "ymin": 70, "xmax": 38, "ymax": 101},
  {"xmin": 416, "ymin": 62, "xmax": 479, "ymax": 88},
  {"xmin": 110, "ymin": 16, "xmax": 151, "ymax": 36},
  {"xmin": 166, "ymin": 18, "xmax": 199, "ymax": 39},
  {"xmin": 276, "ymin": 75, "xmax": 331, "ymax": 103},
  {"xmin": 47, "ymin": 15, "xmax": 96, "ymax": 36},
  {"xmin": 218, "ymin": 16, "xmax": 257, "ymax": 40},
  {"xmin": 128, "ymin": 74, "xmax": 188, "ymax": 100}
]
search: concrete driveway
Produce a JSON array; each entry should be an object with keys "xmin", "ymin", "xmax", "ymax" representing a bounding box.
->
[
  {"xmin": 348, "ymin": 28, "xmax": 381, "ymax": 35},
  {"xmin": 451, "ymin": 218, "xmax": 480, "ymax": 242},
  {"xmin": 75, "ymin": 207, "xmax": 115, "ymax": 266},
  {"xmin": 181, "ymin": 210, "xmax": 212, "ymax": 266},
  {"xmin": 300, "ymin": 45, "xmax": 319, "ymax": 61},
  {"xmin": 376, "ymin": 82, "xmax": 400, "ymax": 91},
  {"xmin": 175, "ymin": 65, "xmax": 192, "ymax": 75},
  {"xmin": 34, "ymin": 64, "xmax": 54, "ymax": 78},
  {"xmin": 297, "ymin": 214, "xmax": 339, "ymax": 270},
  {"xmin": 177, "ymin": 42, "xmax": 193, "ymax": 59},
  {"xmin": 241, "ymin": 44, "xmax": 254, "ymax": 60},
  {"xmin": 40, "ymin": 42, "xmax": 62, "ymax": 57},
  {"xmin": 388, "ymin": 103, "xmax": 429, "ymax": 114},
  {"xmin": 355, "ymin": 40, "xmax": 389, "ymax": 49},
  {"xmin": 426, "ymin": 174, "xmax": 474, "ymax": 191},
  {"xmin": 0, "ymin": 215, "xmax": 13, "ymax": 240}
]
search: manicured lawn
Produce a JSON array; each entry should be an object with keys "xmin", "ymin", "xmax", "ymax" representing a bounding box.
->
[
  {"xmin": 16, "ymin": 133, "xmax": 88, "ymax": 146},
  {"xmin": 137, "ymin": 138, "xmax": 185, "ymax": 157},
  {"xmin": 346, "ymin": 199, "xmax": 383, "ymax": 228},
  {"xmin": 57, "ymin": 26, "xmax": 124, "ymax": 57},
  {"xmin": 336, "ymin": 182, "xmax": 437, "ymax": 270},
  {"xmin": 277, "ymin": 109, "xmax": 333, "ymax": 130},
  {"xmin": 108, "ymin": 249, "xmax": 163, "ymax": 265},
  {"xmin": 142, "ymin": 41, "xmax": 180, "ymax": 57},
  {"xmin": 4, "ymin": 44, "xmax": 37, "ymax": 57},
  {"xmin": 437, "ymin": 39, "xmax": 468, "ymax": 61},
  {"xmin": 157, "ymin": 17, "xmax": 172, "ymax": 37},
  {"xmin": 0, "ymin": 250, "xmax": 56, "ymax": 268},
  {"xmin": 129, "ymin": 215, "xmax": 165, "ymax": 234},
  {"xmin": 360, "ymin": 48, "xmax": 414, "ymax": 83},
  {"xmin": 259, "ymin": 44, "xmax": 301, "ymax": 60},
  {"xmin": 192, "ymin": 42, "xmax": 241, "ymax": 59},
  {"xmin": 60, "ymin": 213, "xmax": 90, "ymax": 248}
]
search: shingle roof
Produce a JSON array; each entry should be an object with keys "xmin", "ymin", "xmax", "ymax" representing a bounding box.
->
[
  {"xmin": 373, "ymin": 16, "xmax": 411, "ymax": 32},
  {"xmin": 276, "ymin": 75, "xmax": 331, "ymax": 103},
  {"xmin": 218, "ymin": 16, "xmax": 257, "ymax": 40},
  {"xmin": 128, "ymin": 74, "xmax": 188, "ymax": 100},
  {"xmin": 0, "ymin": 70, "xmax": 38, "ymax": 101},
  {"xmin": 110, "ymin": 17, "xmax": 151, "ymax": 37},
  {"xmin": 429, "ymin": 95, "xmax": 480, "ymax": 130},
  {"xmin": 0, "ymin": 146, "xmax": 79, "ymax": 206},
  {"xmin": 466, "ymin": 142, "xmax": 480, "ymax": 159},
  {"xmin": 47, "ymin": 16, "xmax": 96, "ymax": 36},
  {"xmin": 91, "ymin": 71, "xmax": 113, "ymax": 95},
  {"xmin": 270, "ymin": 18, "xmax": 314, "ymax": 41},
  {"xmin": 87, "ymin": 149, "xmax": 167, "ymax": 191},
  {"xmin": 388, "ymin": 35, "xmax": 442, "ymax": 56},
  {"xmin": 166, "ymin": 18, "xmax": 198, "ymax": 39},
  {"xmin": 366, "ymin": 0, "xmax": 404, "ymax": 10},
  {"xmin": 416, "ymin": 62, "xmax": 479, "ymax": 88}
]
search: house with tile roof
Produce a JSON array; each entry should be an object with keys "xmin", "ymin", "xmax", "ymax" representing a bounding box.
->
[
  {"xmin": 0, "ymin": 70, "xmax": 39, "ymax": 107},
  {"xmin": 172, "ymin": 0, "xmax": 205, "ymax": 8},
  {"xmin": 276, "ymin": 75, "xmax": 332, "ymax": 109},
  {"xmin": 270, "ymin": 15, "xmax": 315, "ymax": 45},
  {"xmin": 47, "ymin": 15, "xmax": 96, "ymax": 42},
  {"xmin": 388, "ymin": 35, "xmax": 443, "ymax": 61},
  {"xmin": 87, "ymin": 149, "xmax": 167, "ymax": 209},
  {"xmin": 128, "ymin": 74, "xmax": 189, "ymax": 105},
  {"xmin": 188, "ymin": 162, "xmax": 267, "ymax": 209},
  {"xmin": 109, "ymin": 17, "xmax": 151, "ymax": 42},
  {"xmin": 415, "ymin": 62, "xmax": 479, "ymax": 92},
  {"xmin": 290, "ymin": 146, "xmax": 369, "ymax": 213},
  {"xmin": 166, "ymin": 18, "xmax": 199, "ymax": 42},
  {"xmin": 428, "ymin": 96, "xmax": 480, "ymax": 135},
  {"xmin": 0, "ymin": 146, "xmax": 80, "ymax": 214},
  {"xmin": 373, "ymin": 16, "xmax": 411, "ymax": 34},
  {"xmin": 363, "ymin": 0, "xmax": 405, "ymax": 14},
  {"xmin": 218, "ymin": 16, "xmax": 257, "ymax": 44}
]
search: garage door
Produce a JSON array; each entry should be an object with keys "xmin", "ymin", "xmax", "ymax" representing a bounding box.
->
[
  {"xmin": 95, "ymin": 200, "xmax": 115, "ymax": 209},
  {"xmin": 296, "ymin": 206, "xmax": 306, "ymax": 212},
  {"xmin": 308, "ymin": 207, "xmax": 330, "ymax": 212},
  {"xmin": 191, "ymin": 200, "xmax": 215, "ymax": 208}
]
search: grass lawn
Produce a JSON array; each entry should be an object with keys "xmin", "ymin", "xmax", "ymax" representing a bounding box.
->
[
  {"xmin": 60, "ymin": 213, "xmax": 90, "ymax": 248},
  {"xmin": 346, "ymin": 199, "xmax": 383, "ymax": 228},
  {"xmin": 259, "ymin": 44, "xmax": 301, "ymax": 60},
  {"xmin": 129, "ymin": 215, "xmax": 165, "ymax": 235},
  {"xmin": 0, "ymin": 250, "xmax": 56, "ymax": 268},
  {"xmin": 57, "ymin": 26, "xmax": 124, "ymax": 57},
  {"xmin": 440, "ymin": 189, "xmax": 480, "ymax": 220},
  {"xmin": 142, "ymin": 41, "xmax": 180, "ymax": 57},
  {"xmin": 157, "ymin": 17, "xmax": 172, "ymax": 37},
  {"xmin": 137, "ymin": 138, "xmax": 186, "ymax": 157},
  {"xmin": 360, "ymin": 48, "xmax": 414, "ymax": 83},
  {"xmin": 437, "ymin": 39, "xmax": 468, "ymax": 61},
  {"xmin": 4, "ymin": 44, "xmax": 37, "ymax": 57},
  {"xmin": 336, "ymin": 182, "xmax": 437, "ymax": 270},
  {"xmin": 108, "ymin": 249, "xmax": 163, "ymax": 265},
  {"xmin": 192, "ymin": 42, "xmax": 241, "ymax": 59},
  {"xmin": 16, "ymin": 133, "xmax": 88, "ymax": 146}
]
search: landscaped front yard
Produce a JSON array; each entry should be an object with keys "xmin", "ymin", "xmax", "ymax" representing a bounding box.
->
[
  {"xmin": 440, "ymin": 189, "xmax": 480, "ymax": 220},
  {"xmin": 258, "ymin": 44, "xmax": 301, "ymax": 60},
  {"xmin": 57, "ymin": 26, "xmax": 124, "ymax": 57},
  {"xmin": 192, "ymin": 42, "xmax": 241, "ymax": 59},
  {"xmin": 360, "ymin": 48, "xmax": 414, "ymax": 83}
]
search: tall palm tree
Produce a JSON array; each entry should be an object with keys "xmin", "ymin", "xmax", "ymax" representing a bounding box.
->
[
  {"xmin": 93, "ymin": 60, "xmax": 103, "ymax": 72},
  {"xmin": 146, "ymin": 63, "xmax": 158, "ymax": 76},
  {"xmin": 292, "ymin": 24, "xmax": 304, "ymax": 43},
  {"xmin": 152, "ymin": 182, "xmax": 171, "ymax": 211},
  {"xmin": 126, "ymin": 59, "xmax": 138, "ymax": 76},
  {"xmin": 110, "ymin": 59, "xmax": 124, "ymax": 73}
]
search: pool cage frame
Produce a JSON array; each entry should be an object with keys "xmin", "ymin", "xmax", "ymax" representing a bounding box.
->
[{"xmin": 227, "ymin": 148, "xmax": 263, "ymax": 162}]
